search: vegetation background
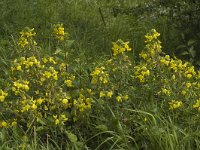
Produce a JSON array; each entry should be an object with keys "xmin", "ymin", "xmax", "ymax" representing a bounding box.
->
[{"xmin": 0, "ymin": 0, "xmax": 200, "ymax": 149}]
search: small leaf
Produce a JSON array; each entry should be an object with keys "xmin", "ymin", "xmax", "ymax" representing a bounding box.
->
[
  {"xmin": 12, "ymin": 125, "xmax": 24, "ymax": 139},
  {"xmin": 0, "ymin": 131, "xmax": 5, "ymax": 143},
  {"xmin": 36, "ymin": 126, "xmax": 45, "ymax": 132},
  {"xmin": 65, "ymin": 40, "xmax": 75, "ymax": 48},
  {"xmin": 65, "ymin": 131, "xmax": 78, "ymax": 143},
  {"xmin": 37, "ymin": 118, "xmax": 46, "ymax": 125},
  {"xmin": 188, "ymin": 46, "xmax": 196, "ymax": 58},
  {"xmin": 180, "ymin": 51, "xmax": 189, "ymax": 56},
  {"xmin": 95, "ymin": 124, "xmax": 108, "ymax": 131},
  {"xmin": 187, "ymin": 39, "xmax": 196, "ymax": 46},
  {"xmin": 54, "ymin": 48, "xmax": 63, "ymax": 55},
  {"xmin": 181, "ymin": 33, "xmax": 185, "ymax": 40},
  {"xmin": 176, "ymin": 45, "xmax": 186, "ymax": 50},
  {"xmin": 76, "ymin": 141, "xmax": 84, "ymax": 149}
]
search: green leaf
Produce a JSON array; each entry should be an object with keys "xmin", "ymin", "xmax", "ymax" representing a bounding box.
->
[
  {"xmin": 36, "ymin": 126, "xmax": 45, "ymax": 132},
  {"xmin": 188, "ymin": 46, "xmax": 196, "ymax": 58},
  {"xmin": 96, "ymin": 124, "xmax": 108, "ymax": 131},
  {"xmin": 176, "ymin": 45, "xmax": 186, "ymax": 50},
  {"xmin": 65, "ymin": 131, "xmax": 78, "ymax": 143},
  {"xmin": 0, "ymin": 131, "xmax": 5, "ymax": 143},
  {"xmin": 180, "ymin": 51, "xmax": 189, "ymax": 56},
  {"xmin": 36, "ymin": 118, "xmax": 46, "ymax": 125},
  {"xmin": 54, "ymin": 48, "xmax": 63, "ymax": 55},
  {"xmin": 65, "ymin": 40, "xmax": 75, "ymax": 48},
  {"xmin": 187, "ymin": 39, "xmax": 196, "ymax": 46},
  {"xmin": 12, "ymin": 125, "xmax": 24, "ymax": 139}
]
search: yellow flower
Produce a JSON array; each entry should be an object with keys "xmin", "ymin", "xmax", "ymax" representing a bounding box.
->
[
  {"xmin": 36, "ymin": 98, "xmax": 44, "ymax": 105},
  {"xmin": 169, "ymin": 100, "xmax": 183, "ymax": 110},
  {"xmin": 21, "ymin": 104, "xmax": 30, "ymax": 112},
  {"xmin": 186, "ymin": 82, "xmax": 192, "ymax": 88},
  {"xmin": 107, "ymin": 91, "xmax": 113, "ymax": 98},
  {"xmin": 124, "ymin": 95, "xmax": 129, "ymax": 100},
  {"xmin": 62, "ymin": 99, "xmax": 68, "ymax": 104},
  {"xmin": 24, "ymin": 85, "xmax": 29, "ymax": 91},
  {"xmin": 53, "ymin": 24, "xmax": 69, "ymax": 41},
  {"xmin": 61, "ymin": 114, "xmax": 68, "ymax": 122},
  {"xmin": 100, "ymin": 91, "xmax": 106, "ymax": 98},
  {"xmin": 11, "ymin": 121, "xmax": 17, "ymax": 127},
  {"xmin": 181, "ymin": 90, "xmax": 187, "ymax": 95},
  {"xmin": 193, "ymin": 99, "xmax": 200, "ymax": 111},
  {"xmin": 65, "ymin": 80, "xmax": 73, "ymax": 87},
  {"xmin": 116, "ymin": 96, "xmax": 122, "ymax": 102},
  {"xmin": 18, "ymin": 27, "xmax": 37, "ymax": 48},
  {"xmin": 186, "ymin": 74, "xmax": 192, "ymax": 79},
  {"xmin": 112, "ymin": 40, "xmax": 132, "ymax": 56},
  {"xmin": 0, "ymin": 96, "xmax": 5, "ymax": 102},
  {"xmin": 161, "ymin": 88, "xmax": 170, "ymax": 96},
  {"xmin": 49, "ymin": 57, "xmax": 56, "ymax": 64},
  {"xmin": 90, "ymin": 66, "xmax": 109, "ymax": 85},
  {"xmin": 16, "ymin": 65, "xmax": 22, "ymax": 71},
  {"xmin": 18, "ymin": 37, "xmax": 28, "ymax": 48},
  {"xmin": 0, "ymin": 90, "xmax": 8, "ymax": 102},
  {"xmin": 42, "ymin": 57, "xmax": 48, "ymax": 63},
  {"xmin": 103, "ymin": 78, "xmax": 108, "ymax": 84},
  {"xmin": 139, "ymin": 52, "xmax": 148, "ymax": 60},
  {"xmin": 53, "ymin": 115, "xmax": 60, "ymax": 125},
  {"xmin": 55, "ymin": 119, "xmax": 59, "ymax": 125},
  {"xmin": 1, "ymin": 121, "xmax": 7, "ymax": 127},
  {"xmin": 124, "ymin": 42, "xmax": 132, "ymax": 51},
  {"xmin": 44, "ymin": 105, "xmax": 48, "ymax": 111},
  {"xmin": 32, "ymin": 104, "xmax": 37, "ymax": 110}
]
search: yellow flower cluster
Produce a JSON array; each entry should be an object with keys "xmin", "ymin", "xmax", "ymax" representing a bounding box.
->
[
  {"xmin": 112, "ymin": 40, "xmax": 132, "ymax": 56},
  {"xmin": 116, "ymin": 95, "xmax": 128, "ymax": 102},
  {"xmin": 64, "ymin": 75, "xmax": 75, "ymax": 87},
  {"xmin": 184, "ymin": 66, "xmax": 196, "ymax": 79},
  {"xmin": 159, "ymin": 54, "xmax": 196, "ymax": 79},
  {"xmin": 138, "ymin": 30, "xmax": 200, "ymax": 113},
  {"xmin": 11, "ymin": 56, "xmax": 42, "ymax": 72},
  {"xmin": 134, "ymin": 65, "xmax": 150, "ymax": 83},
  {"xmin": 0, "ymin": 119, "xmax": 17, "ymax": 128},
  {"xmin": 2, "ymin": 53, "xmax": 82, "ymax": 129},
  {"xmin": 99, "ymin": 90, "xmax": 113, "ymax": 98},
  {"xmin": 0, "ymin": 90, "xmax": 8, "ymax": 102},
  {"xmin": 20, "ymin": 97, "xmax": 43, "ymax": 112},
  {"xmin": 193, "ymin": 99, "xmax": 200, "ymax": 111},
  {"xmin": 12, "ymin": 80, "xmax": 29, "ymax": 95},
  {"xmin": 53, "ymin": 24, "xmax": 69, "ymax": 41},
  {"xmin": 73, "ymin": 94, "xmax": 92, "ymax": 112},
  {"xmin": 145, "ymin": 29, "xmax": 160, "ymax": 43},
  {"xmin": 18, "ymin": 27, "xmax": 37, "ymax": 48},
  {"xmin": 53, "ymin": 114, "xmax": 68, "ymax": 125},
  {"xmin": 168, "ymin": 100, "xmax": 183, "ymax": 110},
  {"xmin": 90, "ymin": 66, "xmax": 109, "ymax": 84},
  {"xmin": 169, "ymin": 59, "xmax": 187, "ymax": 73},
  {"xmin": 161, "ymin": 88, "xmax": 171, "ymax": 96},
  {"xmin": 42, "ymin": 57, "xmax": 57, "ymax": 64},
  {"xmin": 159, "ymin": 55, "xmax": 171, "ymax": 66},
  {"xmin": 41, "ymin": 67, "xmax": 58, "ymax": 82},
  {"xmin": 139, "ymin": 29, "xmax": 162, "ymax": 61}
]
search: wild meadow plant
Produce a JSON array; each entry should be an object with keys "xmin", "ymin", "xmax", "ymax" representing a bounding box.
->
[{"xmin": 0, "ymin": 25, "xmax": 200, "ymax": 149}]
